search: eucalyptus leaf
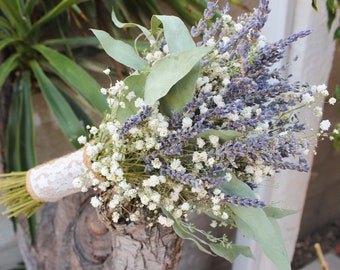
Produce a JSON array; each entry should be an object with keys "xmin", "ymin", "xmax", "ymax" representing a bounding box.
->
[
  {"xmin": 197, "ymin": 129, "xmax": 242, "ymax": 142},
  {"xmin": 263, "ymin": 207, "xmax": 297, "ymax": 219},
  {"xmin": 218, "ymin": 175, "xmax": 256, "ymax": 199},
  {"xmin": 152, "ymin": 15, "xmax": 195, "ymax": 53},
  {"xmin": 209, "ymin": 243, "xmax": 254, "ymax": 262},
  {"xmin": 160, "ymin": 63, "xmax": 200, "ymax": 116},
  {"xmin": 231, "ymin": 206, "xmax": 291, "ymax": 270},
  {"xmin": 111, "ymin": 10, "xmax": 154, "ymax": 41},
  {"xmin": 91, "ymin": 29, "xmax": 147, "ymax": 71},
  {"xmin": 144, "ymin": 46, "xmax": 212, "ymax": 106},
  {"xmin": 116, "ymin": 73, "xmax": 147, "ymax": 123}
]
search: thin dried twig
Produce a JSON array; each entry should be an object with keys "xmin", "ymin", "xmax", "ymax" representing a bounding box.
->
[{"xmin": 314, "ymin": 243, "xmax": 329, "ymax": 270}]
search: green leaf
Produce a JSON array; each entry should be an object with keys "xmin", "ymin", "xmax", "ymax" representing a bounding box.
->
[
  {"xmin": 0, "ymin": 53, "xmax": 19, "ymax": 90},
  {"xmin": 152, "ymin": 15, "xmax": 196, "ymax": 53},
  {"xmin": 218, "ymin": 174, "xmax": 256, "ymax": 199},
  {"xmin": 0, "ymin": 1, "xmax": 27, "ymax": 36},
  {"xmin": 312, "ymin": 0, "xmax": 318, "ymax": 11},
  {"xmin": 144, "ymin": 46, "xmax": 212, "ymax": 106},
  {"xmin": 326, "ymin": 0, "xmax": 337, "ymax": 29},
  {"xmin": 197, "ymin": 129, "xmax": 242, "ymax": 142},
  {"xmin": 0, "ymin": 37, "xmax": 18, "ymax": 51},
  {"xmin": 19, "ymin": 71, "xmax": 36, "ymax": 170},
  {"xmin": 0, "ymin": 16, "xmax": 13, "ymax": 33},
  {"xmin": 263, "ymin": 207, "xmax": 297, "ymax": 219},
  {"xmin": 116, "ymin": 73, "xmax": 147, "ymax": 123},
  {"xmin": 91, "ymin": 29, "xmax": 147, "ymax": 71},
  {"xmin": 23, "ymin": 0, "xmax": 39, "ymax": 19},
  {"xmin": 334, "ymin": 26, "xmax": 340, "ymax": 39},
  {"xmin": 6, "ymin": 77, "xmax": 24, "ymax": 171},
  {"xmin": 43, "ymin": 37, "xmax": 99, "ymax": 46},
  {"xmin": 32, "ymin": 0, "xmax": 82, "ymax": 31},
  {"xmin": 209, "ymin": 243, "xmax": 254, "ymax": 262},
  {"xmin": 231, "ymin": 206, "xmax": 291, "ymax": 270},
  {"xmin": 111, "ymin": 9, "xmax": 154, "ymax": 41},
  {"xmin": 30, "ymin": 60, "xmax": 85, "ymax": 148},
  {"xmin": 160, "ymin": 63, "xmax": 200, "ymax": 116},
  {"xmin": 34, "ymin": 44, "xmax": 108, "ymax": 115},
  {"xmin": 6, "ymin": 71, "xmax": 36, "ymax": 170}
]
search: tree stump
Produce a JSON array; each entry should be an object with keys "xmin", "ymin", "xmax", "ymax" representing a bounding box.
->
[{"xmin": 17, "ymin": 192, "xmax": 183, "ymax": 270}]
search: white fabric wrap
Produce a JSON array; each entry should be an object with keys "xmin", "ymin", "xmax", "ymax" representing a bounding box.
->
[{"xmin": 26, "ymin": 149, "xmax": 86, "ymax": 202}]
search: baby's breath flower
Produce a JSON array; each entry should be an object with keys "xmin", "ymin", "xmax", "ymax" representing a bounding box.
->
[
  {"xmin": 103, "ymin": 68, "xmax": 111, "ymax": 75},
  {"xmin": 197, "ymin": 137, "xmax": 206, "ymax": 148},
  {"xmin": 77, "ymin": 135, "xmax": 87, "ymax": 145},
  {"xmin": 90, "ymin": 196, "xmax": 101, "ymax": 208},
  {"xmin": 210, "ymin": 220, "xmax": 218, "ymax": 228},
  {"xmin": 313, "ymin": 106, "xmax": 323, "ymax": 117},
  {"xmin": 182, "ymin": 117, "xmax": 193, "ymax": 128},
  {"xmin": 157, "ymin": 215, "xmax": 174, "ymax": 227},
  {"xmin": 320, "ymin": 120, "xmax": 331, "ymax": 131},
  {"xmin": 209, "ymin": 135, "xmax": 219, "ymax": 147},
  {"xmin": 151, "ymin": 158, "xmax": 162, "ymax": 169},
  {"xmin": 329, "ymin": 97, "xmax": 337, "ymax": 105}
]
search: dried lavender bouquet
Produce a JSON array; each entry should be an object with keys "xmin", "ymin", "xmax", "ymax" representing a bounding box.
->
[{"xmin": 0, "ymin": 1, "xmax": 336, "ymax": 269}]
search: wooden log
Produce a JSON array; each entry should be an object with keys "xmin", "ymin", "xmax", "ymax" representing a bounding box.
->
[{"xmin": 17, "ymin": 192, "xmax": 183, "ymax": 269}]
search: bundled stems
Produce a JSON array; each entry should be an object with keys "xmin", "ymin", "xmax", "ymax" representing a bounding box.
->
[{"xmin": 0, "ymin": 172, "xmax": 43, "ymax": 218}]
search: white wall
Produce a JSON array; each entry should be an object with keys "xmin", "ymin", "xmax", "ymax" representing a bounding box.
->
[{"xmin": 233, "ymin": 1, "xmax": 337, "ymax": 269}]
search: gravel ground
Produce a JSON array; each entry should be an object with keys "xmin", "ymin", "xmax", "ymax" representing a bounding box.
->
[{"xmin": 291, "ymin": 218, "xmax": 340, "ymax": 269}]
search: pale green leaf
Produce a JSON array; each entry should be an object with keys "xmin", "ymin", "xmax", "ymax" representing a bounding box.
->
[
  {"xmin": 152, "ymin": 15, "xmax": 195, "ymax": 52},
  {"xmin": 144, "ymin": 46, "xmax": 212, "ymax": 106},
  {"xmin": 218, "ymin": 174, "xmax": 256, "ymax": 199},
  {"xmin": 116, "ymin": 73, "xmax": 147, "ymax": 123},
  {"xmin": 111, "ymin": 9, "xmax": 154, "ymax": 42},
  {"xmin": 263, "ymin": 207, "xmax": 297, "ymax": 219},
  {"xmin": 231, "ymin": 206, "xmax": 291, "ymax": 270},
  {"xmin": 209, "ymin": 243, "xmax": 254, "ymax": 262},
  {"xmin": 91, "ymin": 29, "xmax": 147, "ymax": 70},
  {"xmin": 160, "ymin": 63, "xmax": 200, "ymax": 116},
  {"xmin": 197, "ymin": 129, "xmax": 242, "ymax": 142}
]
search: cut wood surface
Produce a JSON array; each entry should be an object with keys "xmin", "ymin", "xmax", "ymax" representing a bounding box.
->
[{"xmin": 17, "ymin": 192, "xmax": 183, "ymax": 270}]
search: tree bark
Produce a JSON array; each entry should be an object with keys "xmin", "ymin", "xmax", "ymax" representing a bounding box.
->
[{"xmin": 17, "ymin": 192, "xmax": 183, "ymax": 270}]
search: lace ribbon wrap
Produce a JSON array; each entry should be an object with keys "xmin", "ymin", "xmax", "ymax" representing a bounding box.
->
[{"xmin": 26, "ymin": 149, "xmax": 86, "ymax": 202}]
